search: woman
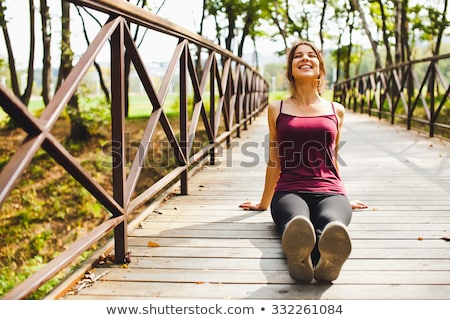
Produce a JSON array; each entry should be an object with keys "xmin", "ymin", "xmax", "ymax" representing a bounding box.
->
[{"xmin": 239, "ymin": 40, "xmax": 367, "ymax": 283}]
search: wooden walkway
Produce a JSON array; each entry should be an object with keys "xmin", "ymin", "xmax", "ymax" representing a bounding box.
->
[{"xmin": 60, "ymin": 109, "xmax": 450, "ymax": 300}]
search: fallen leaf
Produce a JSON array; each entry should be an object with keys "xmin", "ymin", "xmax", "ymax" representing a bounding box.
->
[
  {"xmin": 417, "ymin": 236, "xmax": 424, "ymax": 241},
  {"xmin": 148, "ymin": 241, "xmax": 160, "ymax": 247}
]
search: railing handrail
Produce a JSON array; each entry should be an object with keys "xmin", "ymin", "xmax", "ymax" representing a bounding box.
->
[
  {"xmin": 335, "ymin": 53, "xmax": 450, "ymax": 83},
  {"xmin": 333, "ymin": 54, "xmax": 450, "ymax": 138},
  {"xmin": 1, "ymin": 0, "xmax": 269, "ymax": 299}
]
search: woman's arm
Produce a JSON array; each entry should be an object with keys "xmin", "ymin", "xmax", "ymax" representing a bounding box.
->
[
  {"xmin": 334, "ymin": 102, "xmax": 368, "ymax": 210},
  {"xmin": 239, "ymin": 101, "xmax": 281, "ymax": 211},
  {"xmin": 334, "ymin": 102, "xmax": 346, "ymax": 172}
]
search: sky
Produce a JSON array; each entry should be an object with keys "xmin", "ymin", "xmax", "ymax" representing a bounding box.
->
[{"xmin": 0, "ymin": 0, "xmax": 284, "ymax": 69}]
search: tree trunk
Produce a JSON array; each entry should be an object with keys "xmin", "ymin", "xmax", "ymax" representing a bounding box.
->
[
  {"xmin": 40, "ymin": 0, "xmax": 52, "ymax": 105},
  {"xmin": 401, "ymin": 0, "xmax": 410, "ymax": 60},
  {"xmin": 344, "ymin": 24, "xmax": 353, "ymax": 79},
  {"xmin": 21, "ymin": 0, "xmax": 35, "ymax": 104},
  {"xmin": 237, "ymin": 16, "xmax": 251, "ymax": 58},
  {"xmin": 224, "ymin": 4, "xmax": 236, "ymax": 52},
  {"xmin": 319, "ymin": 0, "xmax": 327, "ymax": 50},
  {"xmin": 195, "ymin": 0, "xmax": 207, "ymax": 76},
  {"xmin": 270, "ymin": 0, "xmax": 289, "ymax": 52},
  {"xmin": 433, "ymin": 0, "xmax": 448, "ymax": 55},
  {"xmin": 59, "ymin": 0, "xmax": 89, "ymax": 141},
  {"xmin": 0, "ymin": 0, "xmax": 35, "ymax": 130},
  {"xmin": 0, "ymin": 0, "xmax": 19, "ymax": 97},
  {"xmin": 251, "ymin": 36, "xmax": 259, "ymax": 71},
  {"xmin": 335, "ymin": 33, "xmax": 343, "ymax": 83},
  {"xmin": 350, "ymin": 0, "xmax": 383, "ymax": 68},
  {"xmin": 75, "ymin": 5, "xmax": 110, "ymax": 103},
  {"xmin": 376, "ymin": 0, "xmax": 393, "ymax": 66}
]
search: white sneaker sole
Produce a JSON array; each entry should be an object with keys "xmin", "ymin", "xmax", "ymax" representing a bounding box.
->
[
  {"xmin": 314, "ymin": 221, "xmax": 352, "ymax": 282},
  {"xmin": 281, "ymin": 216, "xmax": 316, "ymax": 282}
]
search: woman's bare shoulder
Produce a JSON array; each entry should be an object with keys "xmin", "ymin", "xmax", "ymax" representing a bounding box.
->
[
  {"xmin": 267, "ymin": 100, "xmax": 283, "ymax": 127},
  {"xmin": 332, "ymin": 101, "xmax": 346, "ymax": 116},
  {"xmin": 267, "ymin": 99, "xmax": 283, "ymax": 115},
  {"xmin": 268, "ymin": 99, "xmax": 283, "ymax": 109}
]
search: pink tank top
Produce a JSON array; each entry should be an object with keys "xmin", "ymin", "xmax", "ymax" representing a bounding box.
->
[{"xmin": 274, "ymin": 101, "xmax": 347, "ymax": 195}]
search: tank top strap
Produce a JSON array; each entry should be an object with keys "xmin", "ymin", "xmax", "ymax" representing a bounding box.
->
[
  {"xmin": 276, "ymin": 100, "xmax": 284, "ymax": 127},
  {"xmin": 331, "ymin": 102, "xmax": 336, "ymax": 115},
  {"xmin": 330, "ymin": 102, "xmax": 339, "ymax": 129}
]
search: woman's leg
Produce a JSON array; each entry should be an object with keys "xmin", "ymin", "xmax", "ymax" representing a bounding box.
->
[
  {"xmin": 310, "ymin": 194, "xmax": 353, "ymax": 282},
  {"xmin": 312, "ymin": 194, "xmax": 352, "ymax": 238},
  {"xmin": 270, "ymin": 191, "xmax": 311, "ymax": 234},
  {"xmin": 271, "ymin": 192, "xmax": 316, "ymax": 282}
]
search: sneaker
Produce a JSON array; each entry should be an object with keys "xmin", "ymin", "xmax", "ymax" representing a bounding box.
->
[
  {"xmin": 314, "ymin": 221, "xmax": 352, "ymax": 282},
  {"xmin": 281, "ymin": 216, "xmax": 316, "ymax": 282}
]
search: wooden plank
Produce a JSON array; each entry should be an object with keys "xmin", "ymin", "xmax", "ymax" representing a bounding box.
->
[
  {"xmin": 130, "ymin": 228, "xmax": 446, "ymax": 239},
  {"xmin": 127, "ymin": 237, "xmax": 450, "ymax": 249},
  {"xmin": 127, "ymin": 246, "xmax": 449, "ymax": 259},
  {"xmin": 67, "ymin": 282, "xmax": 450, "ymax": 299},
  {"xmin": 117, "ymin": 257, "xmax": 450, "ymax": 271},
  {"xmin": 149, "ymin": 209, "xmax": 450, "ymax": 217},
  {"xmin": 128, "ymin": 237, "xmax": 282, "ymax": 248},
  {"xmin": 100, "ymin": 268, "xmax": 450, "ymax": 285},
  {"xmin": 137, "ymin": 221, "xmax": 450, "ymax": 231}
]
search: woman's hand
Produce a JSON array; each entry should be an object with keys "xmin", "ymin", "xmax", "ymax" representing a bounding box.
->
[
  {"xmin": 239, "ymin": 201, "xmax": 267, "ymax": 211},
  {"xmin": 350, "ymin": 199, "xmax": 368, "ymax": 210}
]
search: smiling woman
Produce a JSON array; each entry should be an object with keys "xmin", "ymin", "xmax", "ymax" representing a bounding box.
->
[{"xmin": 239, "ymin": 40, "xmax": 368, "ymax": 283}]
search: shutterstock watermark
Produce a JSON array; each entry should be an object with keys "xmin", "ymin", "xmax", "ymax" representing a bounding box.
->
[{"xmin": 100, "ymin": 133, "xmax": 348, "ymax": 169}]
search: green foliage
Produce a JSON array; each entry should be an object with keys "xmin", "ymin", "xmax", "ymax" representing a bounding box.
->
[
  {"xmin": 409, "ymin": 5, "xmax": 450, "ymax": 42},
  {"xmin": 78, "ymin": 95, "xmax": 111, "ymax": 135},
  {"xmin": 269, "ymin": 90, "xmax": 289, "ymax": 101}
]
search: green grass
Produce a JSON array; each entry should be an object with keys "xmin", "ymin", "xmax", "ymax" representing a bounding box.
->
[
  {"xmin": 0, "ymin": 93, "xmax": 185, "ymax": 123},
  {"xmin": 127, "ymin": 93, "xmax": 180, "ymax": 118},
  {"xmin": 0, "ymin": 96, "xmax": 45, "ymax": 124}
]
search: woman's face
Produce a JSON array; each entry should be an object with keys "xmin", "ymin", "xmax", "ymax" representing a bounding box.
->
[{"xmin": 291, "ymin": 44, "xmax": 321, "ymax": 81}]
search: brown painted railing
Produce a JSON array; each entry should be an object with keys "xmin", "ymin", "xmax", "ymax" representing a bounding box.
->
[
  {"xmin": 0, "ymin": 0, "xmax": 268, "ymax": 299},
  {"xmin": 333, "ymin": 53, "xmax": 450, "ymax": 138}
]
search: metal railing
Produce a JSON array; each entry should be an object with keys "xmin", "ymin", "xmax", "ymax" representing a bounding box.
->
[
  {"xmin": 0, "ymin": 0, "xmax": 268, "ymax": 299},
  {"xmin": 333, "ymin": 53, "xmax": 450, "ymax": 138}
]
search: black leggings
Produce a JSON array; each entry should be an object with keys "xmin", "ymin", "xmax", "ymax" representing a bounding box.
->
[{"xmin": 270, "ymin": 191, "xmax": 352, "ymax": 265}]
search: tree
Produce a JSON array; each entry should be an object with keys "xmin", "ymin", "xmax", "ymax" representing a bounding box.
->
[
  {"xmin": 40, "ymin": 0, "xmax": 52, "ymax": 105},
  {"xmin": 374, "ymin": 0, "xmax": 394, "ymax": 66},
  {"xmin": 394, "ymin": 0, "xmax": 410, "ymax": 64},
  {"xmin": 57, "ymin": 0, "xmax": 89, "ymax": 140},
  {"xmin": 350, "ymin": 0, "xmax": 383, "ymax": 68},
  {"xmin": 75, "ymin": 5, "xmax": 110, "ymax": 104},
  {"xmin": 410, "ymin": 1, "xmax": 449, "ymax": 56},
  {"xmin": 205, "ymin": 0, "xmax": 265, "ymax": 59},
  {"xmin": 261, "ymin": 0, "xmax": 289, "ymax": 53},
  {"xmin": 0, "ymin": 0, "xmax": 35, "ymax": 106},
  {"xmin": 432, "ymin": 0, "xmax": 449, "ymax": 55}
]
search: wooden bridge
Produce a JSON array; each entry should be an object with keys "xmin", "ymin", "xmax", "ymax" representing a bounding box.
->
[
  {"xmin": 55, "ymin": 108, "xmax": 450, "ymax": 300},
  {"xmin": 1, "ymin": 0, "xmax": 449, "ymax": 300}
]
